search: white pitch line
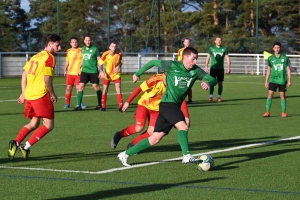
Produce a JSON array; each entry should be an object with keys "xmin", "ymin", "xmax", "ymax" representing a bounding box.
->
[{"xmin": 1, "ymin": 135, "xmax": 299, "ymax": 174}]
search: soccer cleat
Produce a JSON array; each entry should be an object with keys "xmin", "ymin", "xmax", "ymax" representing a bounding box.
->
[
  {"xmin": 81, "ymin": 103, "xmax": 87, "ymax": 109},
  {"xmin": 95, "ymin": 105, "xmax": 102, "ymax": 110},
  {"xmin": 208, "ymin": 97, "xmax": 213, "ymax": 102},
  {"xmin": 111, "ymin": 132, "xmax": 121, "ymax": 150},
  {"xmin": 281, "ymin": 112, "xmax": 287, "ymax": 118},
  {"xmin": 263, "ymin": 111, "xmax": 270, "ymax": 117},
  {"xmin": 8, "ymin": 140, "xmax": 18, "ymax": 160},
  {"xmin": 187, "ymin": 99, "xmax": 193, "ymax": 104},
  {"xmin": 119, "ymin": 107, "xmax": 123, "ymax": 112},
  {"xmin": 182, "ymin": 154, "xmax": 195, "ymax": 165},
  {"xmin": 74, "ymin": 105, "xmax": 82, "ymax": 111},
  {"xmin": 99, "ymin": 108, "xmax": 106, "ymax": 111},
  {"xmin": 19, "ymin": 144, "xmax": 30, "ymax": 159},
  {"xmin": 63, "ymin": 104, "xmax": 70, "ymax": 108},
  {"xmin": 217, "ymin": 98, "xmax": 222, "ymax": 102},
  {"xmin": 117, "ymin": 151, "xmax": 131, "ymax": 167}
]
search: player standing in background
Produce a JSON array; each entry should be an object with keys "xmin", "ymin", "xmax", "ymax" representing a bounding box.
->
[
  {"xmin": 205, "ymin": 36, "xmax": 231, "ymax": 102},
  {"xmin": 74, "ymin": 35, "xmax": 102, "ymax": 111},
  {"xmin": 98, "ymin": 42, "xmax": 123, "ymax": 111},
  {"xmin": 8, "ymin": 34, "xmax": 61, "ymax": 160},
  {"xmin": 263, "ymin": 42, "xmax": 291, "ymax": 118},
  {"xmin": 117, "ymin": 47, "xmax": 217, "ymax": 167},
  {"xmin": 178, "ymin": 38, "xmax": 193, "ymax": 104},
  {"xmin": 111, "ymin": 73, "xmax": 190, "ymax": 150},
  {"xmin": 63, "ymin": 37, "xmax": 86, "ymax": 109}
]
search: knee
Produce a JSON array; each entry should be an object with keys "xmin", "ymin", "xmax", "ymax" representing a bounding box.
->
[{"xmin": 135, "ymin": 126, "xmax": 144, "ymax": 132}]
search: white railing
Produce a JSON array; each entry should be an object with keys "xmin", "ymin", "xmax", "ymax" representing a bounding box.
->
[{"xmin": 0, "ymin": 52, "xmax": 299, "ymax": 77}]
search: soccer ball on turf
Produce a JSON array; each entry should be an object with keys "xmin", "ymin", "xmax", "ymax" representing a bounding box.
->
[{"xmin": 196, "ymin": 154, "xmax": 214, "ymax": 171}]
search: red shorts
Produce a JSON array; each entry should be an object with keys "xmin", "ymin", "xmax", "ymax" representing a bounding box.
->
[
  {"xmin": 24, "ymin": 92, "xmax": 54, "ymax": 119},
  {"xmin": 102, "ymin": 77, "xmax": 121, "ymax": 85},
  {"xmin": 66, "ymin": 74, "xmax": 80, "ymax": 85},
  {"xmin": 134, "ymin": 105, "xmax": 159, "ymax": 127}
]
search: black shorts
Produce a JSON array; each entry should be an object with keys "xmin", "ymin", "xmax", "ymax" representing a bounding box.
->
[
  {"xmin": 154, "ymin": 102, "xmax": 185, "ymax": 134},
  {"xmin": 210, "ymin": 68, "xmax": 224, "ymax": 82},
  {"xmin": 79, "ymin": 72, "xmax": 99, "ymax": 84},
  {"xmin": 268, "ymin": 82, "xmax": 286, "ymax": 92}
]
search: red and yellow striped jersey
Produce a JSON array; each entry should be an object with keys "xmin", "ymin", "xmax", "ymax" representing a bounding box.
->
[
  {"xmin": 65, "ymin": 47, "xmax": 82, "ymax": 75},
  {"xmin": 98, "ymin": 50, "xmax": 122, "ymax": 80},
  {"xmin": 138, "ymin": 74, "xmax": 166, "ymax": 111},
  {"xmin": 23, "ymin": 50, "xmax": 56, "ymax": 100},
  {"xmin": 178, "ymin": 47, "xmax": 185, "ymax": 61}
]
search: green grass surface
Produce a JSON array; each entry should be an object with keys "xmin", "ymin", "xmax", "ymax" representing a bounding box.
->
[{"xmin": 1, "ymin": 74, "xmax": 300, "ymax": 200}]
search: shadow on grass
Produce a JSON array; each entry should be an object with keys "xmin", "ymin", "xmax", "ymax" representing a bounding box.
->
[{"xmin": 48, "ymin": 177, "xmax": 225, "ymax": 200}]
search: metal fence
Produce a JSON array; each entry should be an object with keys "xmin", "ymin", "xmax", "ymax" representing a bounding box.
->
[{"xmin": 0, "ymin": 52, "xmax": 300, "ymax": 78}]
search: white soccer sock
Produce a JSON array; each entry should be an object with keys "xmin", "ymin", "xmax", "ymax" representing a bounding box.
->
[
  {"xmin": 209, "ymin": 94, "xmax": 213, "ymax": 98},
  {"xmin": 24, "ymin": 141, "xmax": 31, "ymax": 150}
]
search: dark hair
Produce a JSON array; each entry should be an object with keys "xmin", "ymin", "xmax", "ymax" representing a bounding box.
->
[
  {"xmin": 44, "ymin": 34, "xmax": 61, "ymax": 46},
  {"xmin": 70, "ymin": 37, "xmax": 79, "ymax": 42},
  {"xmin": 182, "ymin": 47, "xmax": 198, "ymax": 57},
  {"xmin": 273, "ymin": 42, "xmax": 281, "ymax": 47},
  {"xmin": 84, "ymin": 35, "xmax": 92, "ymax": 40}
]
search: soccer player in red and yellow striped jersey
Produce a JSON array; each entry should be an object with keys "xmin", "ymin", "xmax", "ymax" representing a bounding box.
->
[
  {"xmin": 63, "ymin": 37, "xmax": 86, "ymax": 108},
  {"xmin": 110, "ymin": 73, "xmax": 190, "ymax": 150},
  {"xmin": 98, "ymin": 42, "xmax": 123, "ymax": 111},
  {"xmin": 178, "ymin": 38, "xmax": 193, "ymax": 104},
  {"xmin": 8, "ymin": 34, "xmax": 61, "ymax": 160}
]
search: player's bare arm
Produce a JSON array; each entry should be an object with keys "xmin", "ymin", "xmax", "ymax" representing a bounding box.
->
[
  {"xmin": 45, "ymin": 75, "xmax": 57, "ymax": 103},
  {"xmin": 265, "ymin": 67, "xmax": 271, "ymax": 88},
  {"xmin": 204, "ymin": 54, "xmax": 211, "ymax": 72},
  {"xmin": 287, "ymin": 66, "xmax": 292, "ymax": 86},
  {"xmin": 226, "ymin": 55, "xmax": 231, "ymax": 73},
  {"xmin": 63, "ymin": 61, "xmax": 69, "ymax": 76},
  {"xmin": 18, "ymin": 71, "xmax": 27, "ymax": 104}
]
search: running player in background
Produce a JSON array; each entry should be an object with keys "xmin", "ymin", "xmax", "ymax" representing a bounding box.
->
[
  {"xmin": 8, "ymin": 34, "xmax": 61, "ymax": 160},
  {"xmin": 110, "ymin": 72, "xmax": 189, "ymax": 150},
  {"xmin": 98, "ymin": 42, "xmax": 123, "ymax": 111},
  {"xmin": 263, "ymin": 42, "xmax": 291, "ymax": 118},
  {"xmin": 117, "ymin": 47, "xmax": 217, "ymax": 167},
  {"xmin": 178, "ymin": 38, "xmax": 193, "ymax": 104},
  {"xmin": 74, "ymin": 35, "xmax": 102, "ymax": 111},
  {"xmin": 205, "ymin": 36, "xmax": 231, "ymax": 102},
  {"xmin": 63, "ymin": 37, "xmax": 86, "ymax": 109}
]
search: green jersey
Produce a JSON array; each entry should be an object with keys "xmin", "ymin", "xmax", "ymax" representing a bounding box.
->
[
  {"xmin": 208, "ymin": 45, "xmax": 228, "ymax": 69},
  {"xmin": 82, "ymin": 45, "xmax": 100, "ymax": 73},
  {"xmin": 135, "ymin": 60, "xmax": 217, "ymax": 105},
  {"xmin": 268, "ymin": 54, "xmax": 291, "ymax": 85}
]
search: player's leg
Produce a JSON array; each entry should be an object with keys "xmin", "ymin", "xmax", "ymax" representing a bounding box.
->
[
  {"xmin": 264, "ymin": 83, "xmax": 276, "ymax": 117},
  {"xmin": 111, "ymin": 105, "xmax": 147, "ymax": 150},
  {"xmin": 19, "ymin": 93, "xmax": 55, "ymax": 159},
  {"xmin": 217, "ymin": 69, "xmax": 224, "ymax": 102},
  {"xmin": 279, "ymin": 85, "xmax": 287, "ymax": 117},
  {"xmin": 75, "ymin": 72, "xmax": 88, "ymax": 110},
  {"xmin": 101, "ymin": 79, "xmax": 110, "ymax": 111},
  {"xmin": 90, "ymin": 73, "xmax": 102, "ymax": 110},
  {"xmin": 64, "ymin": 75, "xmax": 74, "ymax": 108},
  {"xmin": 209, "ymin": 69, "xmax": 217, "ymax": 101},
  {"xmin": 114, "ymin": 78, "xmax": 123, "ymax": 111},
  {"xmin": 75, "ymin": 75, "xmax": 86, "ymax": 108}
]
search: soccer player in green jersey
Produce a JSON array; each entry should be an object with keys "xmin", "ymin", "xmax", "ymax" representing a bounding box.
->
[
  {"xmin": 117, "ymin": 47, "xmax": 217, "ymax": 167},
  {"xmin": 74, "ymin": 35, "xmax": 103, "ymax": 111},
  {"xmin": 205, "ymin": 36, "xmax": 231, "ymax": 102},
  {"xmin": 263, "ymin": 42, "xmax": 291, "ymax": 118}
]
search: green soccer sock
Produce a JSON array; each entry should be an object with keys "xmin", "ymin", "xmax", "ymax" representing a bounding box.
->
[
  {"xmin": 281, "ymin": 99, "xmax": 286, "ymax": 112},
  {"xmin": 177, "ymin": 130, "xmax": 190, "ymax": 155},
  {"xmin": 209, "ymin": 86, "xmax": 214, "ymax": 96},
  {"xmin": 266, "ymin": 98, "xmax": 272, "ymax": 112},
  {"xmin": 126, "ymin": 138, "xmax": 151, "ymax": 156},
  {"xmin": 76, "ymin": 91, "xmax": 83, "ymax": 106},
  {"xmin": 96, "ymin": 90, "xmax": 102, "ymax": 105},
  {"xmin": 218, "ymin": 86, "xmax": 223, "ymax": 96}
]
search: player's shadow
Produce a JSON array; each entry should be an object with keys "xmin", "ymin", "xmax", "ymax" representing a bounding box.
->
[{"xmin": 47, "ymin": 177, "xmax": 225, "ymax": 200}]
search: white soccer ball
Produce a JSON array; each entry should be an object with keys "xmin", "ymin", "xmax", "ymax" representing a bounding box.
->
[{"xmin": 197, "ymin": 154, "xmax": 214, "ymax": 171}]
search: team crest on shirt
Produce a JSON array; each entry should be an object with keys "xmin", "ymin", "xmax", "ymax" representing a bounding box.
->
[
  {"xmin": 281, "ymin": 59, "xmax": 284, "ymax": 62},
  {"xmin": 190, "ymin": 70, "xmax": 195, "ymax": 76}
]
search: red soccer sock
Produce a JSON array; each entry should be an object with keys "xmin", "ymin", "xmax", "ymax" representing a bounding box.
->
[
  {"xmin": 119, "ymin": 124, "xmax": 137, "ymax": 138},
  {"xmin": 132, "ymin": 131, "xmax": 150, "ymax": 145},
  {"xmin": 27, "ymin": 125, "xmax": 50, "ymax": 146},
  {"xmin": 65, "ymin": 93, "xmax": 71, "ymax": 104},
  {"xmin": 15, "ymin": 127, "xmax": 31, "ymax": 145},
  {"xmin": 101, "ymin": 94, "xmax": 107, "ymax": 108},
  {"xmin": 188, "ymin": 90, "xmax": 192, "ymax": 101},
  {"xmin": 117, "ymin": 93, "xmax": 123, "ymax": 108}
]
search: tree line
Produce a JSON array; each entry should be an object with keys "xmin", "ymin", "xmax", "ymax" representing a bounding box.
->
[{"xmin": 1, "ymin": 0, "xmax": 299, "ymax": 54}]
